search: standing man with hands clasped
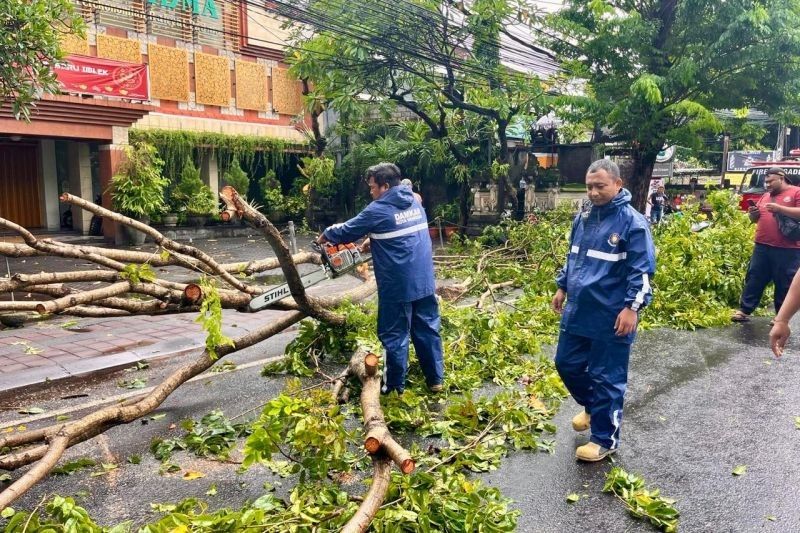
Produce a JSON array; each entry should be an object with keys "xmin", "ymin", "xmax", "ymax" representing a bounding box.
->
[
  {"xmin": 551, "ymin": 159, "xmax": 656, "ymax": 462},
  {"xmin": 732, "ymin": 167, "xmax": 800, "ymax": 323},
  {"xmin": 316, "ymin": 163, "xmax": 444, "ymax": 395}
]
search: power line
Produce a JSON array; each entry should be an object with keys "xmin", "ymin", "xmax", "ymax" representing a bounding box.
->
[
  {"xmin": 259, "ymin": 0, "xmax": 561, "ymax": 77},
  {"xmin": 78, "ymin": 0, "xmax": 561, "ymax": 106}
]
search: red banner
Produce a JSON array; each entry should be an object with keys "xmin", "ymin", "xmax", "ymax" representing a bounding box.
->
[{"xmin": 54, "ymin": 55, "xmax": 149, "ymax": 101}]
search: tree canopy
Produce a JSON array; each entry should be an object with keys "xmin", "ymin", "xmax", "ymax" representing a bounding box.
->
[
  {"xmin": 0, "ymin": 0, "xmax": 83, "ymax": 120},
  {"xmin": 283, "ymin": 0, "xmax": 554, "ymax": 221},
  {"xmin": 545, "ymin": 0, "xmax": 800, "ymax": 208}
]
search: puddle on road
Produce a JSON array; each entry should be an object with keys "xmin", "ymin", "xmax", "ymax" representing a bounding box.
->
[
  {"xmin": 62, "ymin": 327, "xmax": 94, "ymax": 333},
  {"xmin": 100, "ymin": 340, "xmax": 155, "ymax": 355}
]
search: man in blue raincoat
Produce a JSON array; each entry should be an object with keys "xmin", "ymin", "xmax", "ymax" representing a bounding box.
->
[
  {"xmin": 551, "ymin": 159, "xmax": 656, "ymax": 461},
  {"xmin": 317, "ymin": 163, "xmax": 444, "ymax": 394}
]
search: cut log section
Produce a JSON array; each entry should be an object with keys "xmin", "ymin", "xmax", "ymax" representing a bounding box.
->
[{"xmin": 336, "ymin": 349, "xmax": 415, "ymax": 533}]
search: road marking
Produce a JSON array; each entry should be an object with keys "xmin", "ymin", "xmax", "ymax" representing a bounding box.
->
[{"xmin": 0, "ymin": 354, "xmax": 285, "ymax": 430}]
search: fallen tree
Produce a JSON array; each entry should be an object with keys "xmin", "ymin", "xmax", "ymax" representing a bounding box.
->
[
  {"xmin": 0, "ymin": 189, "xmax": 421, "ymax": 529},
  {"xmin": 1, "ymin": 191, "xmax": 757, "ymax": 531},
  {"xmin": 0, "ymin": 194, "xmax": 327, "ymax": 319}
]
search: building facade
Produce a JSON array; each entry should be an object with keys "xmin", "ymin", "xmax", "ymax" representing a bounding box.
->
[{"xmin": 0, "ymin": 0, "xmax": 308, "ymax": 238}]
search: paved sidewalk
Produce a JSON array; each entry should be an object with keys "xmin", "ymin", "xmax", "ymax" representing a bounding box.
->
[
  {"xmin": 0, "ymin": 235, "xmax": 366, "ymax": 393},
  {"xmin": 0, "ymin": 309, "xmax": 289, "ymax": 393}
]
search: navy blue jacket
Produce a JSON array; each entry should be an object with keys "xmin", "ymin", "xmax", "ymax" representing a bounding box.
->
[
  {"xmin": 323, "ymin": 186, "xmax": 435, "ymax": 303},
  {"xmin": 556, "ymin": 189, "xmax": 656, "ymax": 343}
]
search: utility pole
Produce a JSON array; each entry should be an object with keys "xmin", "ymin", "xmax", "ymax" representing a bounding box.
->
[{"xmin": 720, "ymin": 133, "xmax": 730, "ymax": 187}]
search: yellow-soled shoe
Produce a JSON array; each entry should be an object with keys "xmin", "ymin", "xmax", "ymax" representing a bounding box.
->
[
  {"xmin": 575, "ymin": 442, "xmax": 615, "ymax": 462},
  {"xmin": 571, "ymin": 411, "xmax": 591, "ymax": 432}
]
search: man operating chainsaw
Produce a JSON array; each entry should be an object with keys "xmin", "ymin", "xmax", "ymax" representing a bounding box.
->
[{"xmin": 316, "ymin": 162, "xmax": 445, "ymax": 394}]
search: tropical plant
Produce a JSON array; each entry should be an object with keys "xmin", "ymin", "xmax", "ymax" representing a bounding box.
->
[
  {"xmin": 1, "ymin": 0, "xmax": 84, "ymax": 121},
  {"xmin": 262, "ymin": 187, "xmax": 285, "ymax": 213},
  {"xmin": 544, "ymin": 0, "xmax": 800, "ymax": 209},
  {"xmin": 433, "ymin": 202, "xmax": 459, "ymax": 223},
  {"xmin": 110, "ymin": 143, "xmax": 169, "ymax": 218},
  {"xmin": 298, "ymin": 156, "xmax": 336, "ymax": 195},
  {"xmin": 223, "ymin": 158, "xmax": 250, "ymax": 197},
  {"xmin": 286, "ymin": 0, "xmax": 553, "ymax": 225},
  {"xmin": 173, "ymin": 158, "xmax": 217, "ymax": 216},
  {"xmin": 129, "ymin": 129, "xmax": 295, "ymax": 184},
  {"xmin": 283, "ymin": 190, "xmax": 309, "ymax": 221}
]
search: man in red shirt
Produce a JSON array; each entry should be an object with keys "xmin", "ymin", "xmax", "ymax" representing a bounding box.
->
[{"xmin": 732, "ymin": 167, "xmax": 800, "ymax": 322}]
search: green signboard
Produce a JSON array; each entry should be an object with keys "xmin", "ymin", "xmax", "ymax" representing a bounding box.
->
[{"xmin": 147, "ymin": 0, "xmax": 220, "ymax": 20}]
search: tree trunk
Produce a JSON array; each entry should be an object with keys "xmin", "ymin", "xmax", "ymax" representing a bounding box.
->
[
  {"xmin": 302, "ymin": 79, "xmax": 327, "ymax": 158},
  {"xmin": 458, "ymin": 179, "xmax": 471, "ymax": 231},
  {"xmin": 627, "ymin": 146, "xmax": 660, "ymax": 212},
  {"xmin": 337, "ymin": 348, "xmax": 414, "ymax": 532},
  {"xmin": 496, "ymin": 121, "xmax": 517, "ymax": 213}
]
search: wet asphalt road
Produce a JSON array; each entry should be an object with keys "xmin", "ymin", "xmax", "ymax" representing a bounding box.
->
[
  {"xmin": 484, "ymin": 315, "xmax": 800, "ymax": 533},
  {"xmin": 0, "ymin": 331, "xmax": 303, "ymax": 526},
  {"xmin": 3, "ymin": 315, "xmax": 800, "ymax": 532}
]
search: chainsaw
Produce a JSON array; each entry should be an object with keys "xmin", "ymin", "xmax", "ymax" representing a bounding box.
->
[{"xmin": 248, "ymin": 242, "xmax": 371, "ymax": 311}]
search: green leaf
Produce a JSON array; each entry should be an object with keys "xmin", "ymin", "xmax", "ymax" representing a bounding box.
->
[
  {"xmin": 566, "ymin": 493, "xmax": 580, "ymax": 503},
  {"xmin": 195, "ymin": 277, "xmax": 234, "ymax": 360},
  {"xmin": 206, "ymin": 483, "xmax": 218, "ymax": 496},
  {"xmin": 117, "ymin": 378, "xmax": 148, "ymax": 389},
  {"xmin": 159, "ymin": 463, "xmax": 181, "ymax": 475},
  {"xmin": 1, "ymin": 507, "xmax": 14, "ymax": 518},
  {"xmin": 732, "ymin": 465, "xmax": 747, "ymax": 476},
  {"xmin": 17, "ymin": 407, "xmax": 45, "ymax": 414},
  {"xmin": 120, "ymin": 263, "xmax": 157, "ymax": 284},
  {"xmin": 52, "ymin": 458, "xmax": 96, "ymax": 476},
  {"xmin": 90, "ymin": 463, "xmax": 119, "ymax": 476}
]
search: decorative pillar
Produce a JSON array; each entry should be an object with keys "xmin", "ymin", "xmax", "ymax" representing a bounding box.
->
[
  {"xmin": 98, "ymin": 127, "xmax": 129, "ymax": 242},
  {"xmin": 39, "ymin": 140, "xmax": 60, "ymax": 230},
  {"xmin": 67, "ymin": 142, "xmax": 93, "ymax": 234},
  {"xmin": 201, "ymin": 150, "xmax": 219, "ymax": 198}
]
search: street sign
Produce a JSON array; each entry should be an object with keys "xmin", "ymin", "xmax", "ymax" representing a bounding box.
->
[
  {"xmin": 656, "ymin": 145, "xmax": 676, "ymax": 163},
  {"xmin": 727, "ymin": 151, "xmax": 776, "ymax": 172},
  {"xmin": 652, "ymin": 161, "xmax": 674, "ymax": 178}
]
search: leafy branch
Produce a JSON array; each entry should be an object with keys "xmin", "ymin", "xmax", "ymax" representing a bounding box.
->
[{"xmin": 603, "ymin": 467, "xmax": 680, "ymax": 532}]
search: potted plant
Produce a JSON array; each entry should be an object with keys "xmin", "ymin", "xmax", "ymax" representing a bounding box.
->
[
  {"xmin": 223, "ymin": 158, "xmax": 250, "ymax": 198},
  {"xmin": 174, "ymin": 159, "xmax": 218, "ymax": 226},
  {"xmin": 110, "ymin": 142, "xmax": 169, "ymax": 245},
  {"xmin": 161, "ymin": 200, "xmax": 179, "ymax": 227},
  {"xmin": 432, "ymin": 202, "xmax": 460, "ymax": 240},
  {"xmin": 260, "ymin": 170, "xmax": 286, "ymax": 222},
  {"xmin": 185, "ymin": 189, "xmax": 217, "ymax": 226}
]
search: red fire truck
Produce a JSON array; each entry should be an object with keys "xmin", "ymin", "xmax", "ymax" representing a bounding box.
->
[{"xmin": 737, "ymin": 157, "xmax": 800, "ymax": 210}]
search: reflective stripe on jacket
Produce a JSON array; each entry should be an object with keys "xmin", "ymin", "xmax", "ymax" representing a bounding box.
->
[
  {"xmin": 323, "ymin": 186, "xmax": 435, "ymax": 303},
  {"xmin": 555, "ymin": 188, "xmax": 656, "ymax": 342}
]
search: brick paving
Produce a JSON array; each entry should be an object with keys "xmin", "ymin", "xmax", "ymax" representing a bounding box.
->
[
  {"xmin": 0, "ymin": 235, "xmax": 337, "ymax": 392},
  {"xmin": 0, "ymin": 309, "xmax": 281, "ymax": 390}
]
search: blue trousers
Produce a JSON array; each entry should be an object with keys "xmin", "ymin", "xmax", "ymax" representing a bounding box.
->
[
  {"xmin": 740, "ymin": 243, "xmax": 800, "ymax": 314},
  {"xmin": 554, "ymin": 332, "xmax": 631, "ymax": 449},
  {"xmin": 377, "ymin": 294, "xmax": 444, "ymax": 393},
  {"xmin": 650, "ymin": 208, "xmax": 663, "ymax": 223}
]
